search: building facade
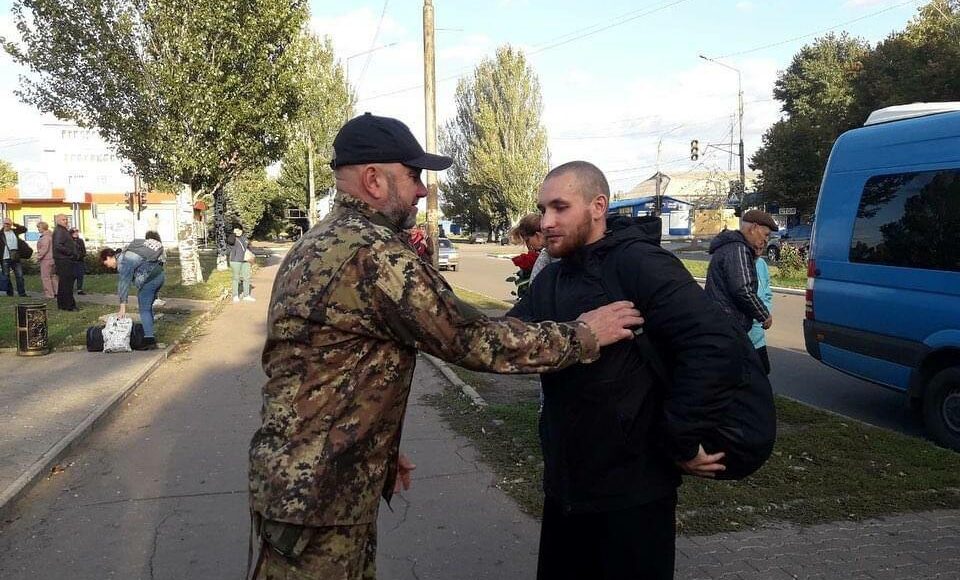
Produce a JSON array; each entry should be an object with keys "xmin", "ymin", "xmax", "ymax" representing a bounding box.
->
[{"xmin": 0, "ymin": 123, "xmax": 202, "ymax": 248}]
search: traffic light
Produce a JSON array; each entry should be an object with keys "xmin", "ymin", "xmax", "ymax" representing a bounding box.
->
[
  {"xmin": 690, "ymin": 139, "xmax": 699, "ymax": 161},
  {"xmin": 137, "ymin": 189, "xmax": 147, "ymax": 211},
  {"xmin": 124, "ymin": 191, "xmax": 134, "ymax": 213}
]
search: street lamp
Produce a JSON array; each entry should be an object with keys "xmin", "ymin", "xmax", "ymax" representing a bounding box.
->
[{"xmin": 699, "ymin": 54, "xmax": 745, "ymax": 210}]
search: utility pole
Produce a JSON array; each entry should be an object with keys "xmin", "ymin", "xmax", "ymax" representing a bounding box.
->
[
  {"xmin": 655, "ymin": 137, "xmax": 663, "ymax": 217},
  {"xmin": 307, "ymin": 133, "xmax": 316, "ymax": 228},
  {"xmin": 699, "ymin": 54, "xmax": 745, "ymax": 211},
  {"xmin": 423, "ymin": 0, "xmax": 439, "ymax": 268},
  {"xmin": 729, "ymin": 115, "xmax": 735, "ymax": 171}
]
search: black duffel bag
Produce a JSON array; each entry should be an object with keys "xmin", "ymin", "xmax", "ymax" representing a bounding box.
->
[
  {"xmin": 86, "ymin": 325, "xmax": 104, "ymax": 352},
  {"xmin": 600, "ymin": 244, "xmax": 777, "ymax": 481}
]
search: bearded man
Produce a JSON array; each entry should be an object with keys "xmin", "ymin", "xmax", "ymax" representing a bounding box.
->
[{"xmin": 508, "ymin": 161, "xmax": 743, "ymax": 580}]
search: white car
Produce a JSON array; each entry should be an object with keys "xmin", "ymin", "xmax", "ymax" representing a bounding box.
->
[{"xmin": 438, "ymin": 238, "xmax": 459, "ymax": 271}]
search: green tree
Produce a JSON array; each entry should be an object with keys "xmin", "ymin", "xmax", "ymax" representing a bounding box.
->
[
  {"xmin": 225, "ymin": 168, "xmax": 281, "ymax": 234},
  {"xmin": 750, "ymin": 118, "xmax": 826, "ymax": 216},
  {"xmin": 438, "ymin": 119, "xmax": 492, "ymax": 233},
  {"xmin": 278, "ymin": 31, "xmax": 352, "ymax": 226},
  {"xmin": 851, "ymin": 0, "xmax": 960, "ymax": 123},
  {"xmin": 2, "ymin": 0, "xmax": 307, "ymax": 280},
  {"xmin": 0, "ymin": 159, "xmax": 16, "ymax": 191},
  {"xmin": 751, "ymin": 33, "xmax": 870, "ymax": 215},
  {"xmin": 441, "ymin": 45, "xmax": 549, "ymax": 231}
]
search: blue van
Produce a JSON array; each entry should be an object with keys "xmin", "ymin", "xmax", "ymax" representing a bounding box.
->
[{"xmin": 804, "ymin": 103, "xmax": 960, "ymax": 451}]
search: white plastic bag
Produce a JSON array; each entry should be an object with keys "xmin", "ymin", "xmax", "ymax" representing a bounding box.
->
[{"xmin": 102, "ymin": 314, "xmax": 133, "ymax": 353}]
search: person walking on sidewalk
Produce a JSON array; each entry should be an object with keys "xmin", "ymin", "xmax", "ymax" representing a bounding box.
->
[
  {"xmin": 748, "ymin": 242, "xmax": 774, "ymax": 375},
  {"xmin": 98, "ymin": 238, "xmax": 165, "ymax": 350},
  {"xmin": 52, "ymin": 214, "xmax": 79, "ymax": 310},
  {"xmin": 226, "ymin": 225, "xmax": 254, "ymax": 303},
  {"xmin": 508, "ymin": 161, "xmax": 742, "ymax": 580},
  {"xmin": 248, "ymin": 113, "xmax": 644, "ymax": 580},
  {"xmin": 70, "ymin": 228, "xmax": 87, "ymax": 295},
  {"xmin": 0, "ymin": 217, "xmax": 28, "ymax": 297},
  {"xmin": 36, "ymin": 221, "xmax": 57, "ymax": 298},
  {"xmin": 704, "ymin": 210, "xmax": 777, "ymax": 335}
]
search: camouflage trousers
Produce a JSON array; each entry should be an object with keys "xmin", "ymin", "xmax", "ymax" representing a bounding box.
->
[{"xmin": 254, "ymin": 522, "xmax": 378, "ymax": 580}]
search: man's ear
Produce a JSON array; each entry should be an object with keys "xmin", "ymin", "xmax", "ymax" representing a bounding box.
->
[
  {"xmin": 591, "ymin": 194, "xmax": 609, "ymax": 219},
  {"xmin": 359, "ymin": 165, "xmax": 387, "ymax": 200}
]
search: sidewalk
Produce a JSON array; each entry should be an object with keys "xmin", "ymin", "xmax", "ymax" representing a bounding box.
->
[{"xmin": 0, "ymin": 349, "xmax": 169, "ymax": 516}]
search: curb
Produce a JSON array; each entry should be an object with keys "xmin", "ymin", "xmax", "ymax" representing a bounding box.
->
[
  {"xmin": 0, "ymin": 294, "xmax": 225, "ymax": 519},
  {"xmin": 422, "ymin": 353, "xmax": 488, "ymax": 407},
  {"xmin": 692, "ymin": 276, "xmax": 805, "ymax": 296},
  {"xmin": 451, "ymin": 285, "xmax": 513, "ymax": 311}
]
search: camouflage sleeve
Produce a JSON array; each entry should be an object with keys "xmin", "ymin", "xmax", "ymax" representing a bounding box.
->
[{"xmin": 369, "ymin": 243, "xmax": 598, "ymax": 373}]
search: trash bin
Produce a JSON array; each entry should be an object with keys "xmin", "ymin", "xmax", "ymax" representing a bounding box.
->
[{"xmin": 16, "ymin": 302, "xmax": 50, "ymax": 356}]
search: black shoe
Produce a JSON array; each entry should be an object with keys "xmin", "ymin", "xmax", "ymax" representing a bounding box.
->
[
  {"xmin": 142, "ymin": 337, "xmax": 158, "ymax": 350},
  {"xmin": 77, "ymin": 290, "xmax": 86, "ymax": 295},
  {"xmin": 18, "ymin": 293, "xmax": 27, "ymax": 297}
]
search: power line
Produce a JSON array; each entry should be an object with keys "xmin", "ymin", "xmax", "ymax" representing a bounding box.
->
[
  {"xmin": 552, "ymin": 114, "xmax": 730, "ymax": 140},
  {"xmin": 712, "ymin": 0, "xmax": 921, "ymax": 59},
  {"xmin": 530, "ymin": 0, "xmax": 696, "ymax": 55},
  {"xmin": 357, "ymin": 0, "xmax": 696, "ymax": 103},
  {"xmin": 355, "ymin": 0, "xmax": 391, "ymax": 93}
]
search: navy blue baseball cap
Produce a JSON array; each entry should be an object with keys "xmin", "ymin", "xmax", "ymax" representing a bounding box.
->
[{"xmin": 330, "ymin": 112, "xmax": 452, "ymax": 171}]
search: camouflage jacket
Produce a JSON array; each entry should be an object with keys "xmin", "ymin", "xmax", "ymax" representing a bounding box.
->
[{"xmin": 249, "ymin": 192, "xmax": 599, "ymax": 526}]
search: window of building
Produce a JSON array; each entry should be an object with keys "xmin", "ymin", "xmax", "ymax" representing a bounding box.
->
[{"xmin": 850, "ymin": 168, "xmax": 960, "ymax": 272}]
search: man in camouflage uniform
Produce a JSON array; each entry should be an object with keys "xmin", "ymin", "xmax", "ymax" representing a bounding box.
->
[{"xmin": 248, "ymin": 113, "xmax": 643, "ymax": 580}]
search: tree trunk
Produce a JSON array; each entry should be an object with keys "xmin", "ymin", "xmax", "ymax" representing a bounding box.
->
[
  {"xmin": 177, "ymin": 184, "xmax": 204, "ymax": 286},
  {"xmin": 307, "ymin": 133, "xmax": 316, "ymax": 228},
  {"xmin": 213, "ymin": 187, "xmax": 228, "ymax": 270}
]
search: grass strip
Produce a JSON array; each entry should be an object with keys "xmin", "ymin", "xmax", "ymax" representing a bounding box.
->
[
  {"xmin": 0, "ymin": 296, "xmax": 201, "ymax": 350},
  {"xmin": 427, "ymin": 375, "xmax": 960, "ymax": 536},
  {"xmin": 680, "ymin": 259, "xmax": 806, "ymax": 289},
  {"xmin": 451, "ymin": 286, "xmax": 512, "ymax": 311}
]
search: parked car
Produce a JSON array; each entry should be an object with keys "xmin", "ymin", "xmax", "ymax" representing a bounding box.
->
[
  {"xmin": 437, "ymin": 238, "xmax": 459, "ymax": 271},
  {"xmin": 470, "ymin": 231, "xmax": 488, "ymax": 244},
  {"xmin": 803, "ymin": 102, "xmax": 960, "ymax": 451},
  {"xmin": 765, "ymin": 223, "xmax": 812, "ymax": 261}
]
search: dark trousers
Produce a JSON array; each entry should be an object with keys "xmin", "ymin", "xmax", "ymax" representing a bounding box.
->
[
  {"xmin": 1, "ymin": 259, "xmax": 26, "ymax": 296},
  {"xmin": 756, "ymin": 346, "xmax": 771, "ymax": 375},
  {"xmin": 55, "ymin": 259, "xmax": 76, "ymax": 310},
  {"xmin": 537, "ymin": 494, "xmax": 677, "ymax": 580},
  {"xmin": 73, "ymin": 261, "xmax": 85, "ymax": 291}
]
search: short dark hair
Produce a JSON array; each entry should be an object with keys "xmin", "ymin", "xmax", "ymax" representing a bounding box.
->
[
  {"xmin": 145, "ymin": 230, "xmax": 161, "ymax": 242},
  {"xmin": 99, "ymin": 247, "xmax": 117, "ymax": 263},
  {"xmin": 544, "ymin": 160, "xmax": 610, "ymax": 201}
]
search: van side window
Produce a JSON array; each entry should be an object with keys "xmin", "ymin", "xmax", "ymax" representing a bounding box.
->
[{"xmin": 850, "ymin": 169, "xmax": 960, "ymax": 272}]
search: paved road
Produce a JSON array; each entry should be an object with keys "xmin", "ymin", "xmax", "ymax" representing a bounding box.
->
[{"xmin": 444, "ymin": 243, "xmax": 926, "ymax": 440}]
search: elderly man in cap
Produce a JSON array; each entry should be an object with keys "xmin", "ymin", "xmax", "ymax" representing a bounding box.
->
[
  {"xmin": 705, "ymin": 209, "xmax": 779, "ymax": 333},
  {"xmin": 247, "ymin": 113, "xmax": 644, "ymax": 579}
]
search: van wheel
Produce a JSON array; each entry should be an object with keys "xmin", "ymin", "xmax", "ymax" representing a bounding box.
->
[
  {"xmin": 766, "ymin": 246, "xmax": 780, "ymax": 261},
  {"xmin": 922, "ymin": 366, "xmax": 960, "ymax": 452}
]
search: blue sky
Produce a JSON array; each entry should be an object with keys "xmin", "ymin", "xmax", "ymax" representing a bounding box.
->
[{"xmin": 1, "ymin": 0, "xmax": 927, "ymax": 191}]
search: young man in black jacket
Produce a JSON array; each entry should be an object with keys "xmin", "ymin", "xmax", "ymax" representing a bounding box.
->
[{"xmin": 508, "ymin": 161, "xmax": 742, "ymax": 580}]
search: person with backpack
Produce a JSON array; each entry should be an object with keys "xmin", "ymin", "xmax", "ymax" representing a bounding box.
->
[
  {"xmin": 0, "ymin": 217, "xmax": 29, "ymax": 297},
  {"xmin": 226, "ymin": 225, "xmax": 254, "ymax": 303},
  {"xmin": 98, "ymin": 238, "xmax": 165, "ymax": 350},
  {"xmin": 507, "ymin": 161, "xmax": 747, "ymax": 580}
]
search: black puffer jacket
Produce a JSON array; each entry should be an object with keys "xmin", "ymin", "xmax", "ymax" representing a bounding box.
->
[
  {"xmin": 508, "ymin": 216, "xmax": 741, "ymax": 514},
  {"xmin": 704, "ymin": 230, "xmax": 770, "ymax": 332}
]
